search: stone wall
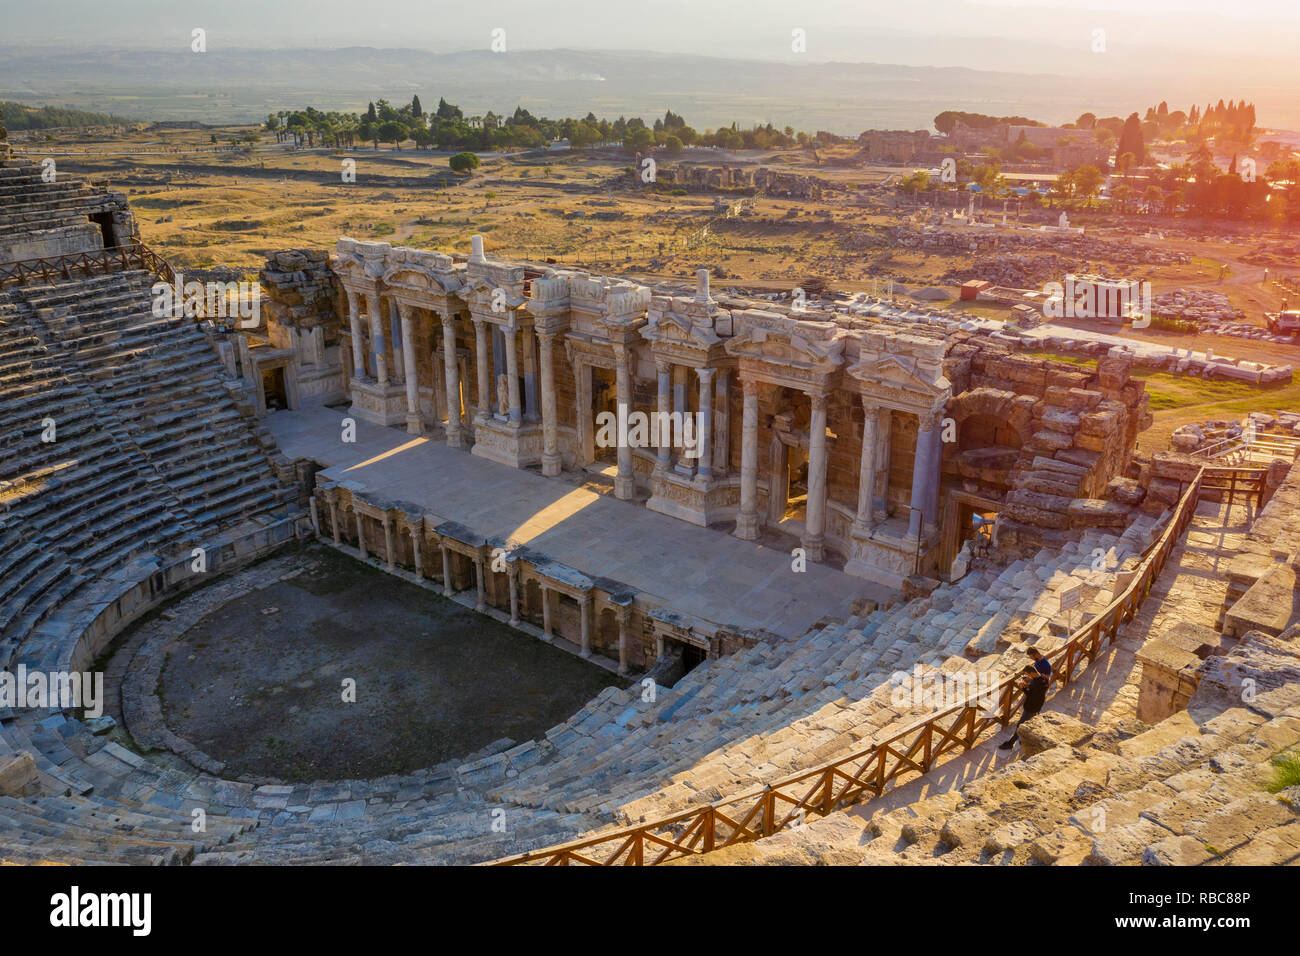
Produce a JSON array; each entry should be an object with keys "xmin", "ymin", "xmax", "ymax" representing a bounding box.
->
[
  {"xmin": 259, "ymin": 249, "xmax": 343, "ymax": 344},
  {"xmin": 943, "ymin": 339, "xmax": 1151, "ymax": 548},
  {"xmin": 656, "ymin": 165, "xmax": 826, "ymax": 200}
]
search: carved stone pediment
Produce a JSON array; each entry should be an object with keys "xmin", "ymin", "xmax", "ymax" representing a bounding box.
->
[
  {"xmin": 724, "ymin": 325, "xmax": 844, "ymax": 372},
  {"xmin": 848, "ymin": 352, "xmax": 951, "ymax": 406},
  {"xmin": 463, "ymin": 277, "xmax": 526, "ymax": 316},
  {"xmin": 382, "ymin": 265, "xmax": 460, "ymax": 296},
  {"xmin": 643, "ymin": 310, "xmax": 720, "ymax": 350}
]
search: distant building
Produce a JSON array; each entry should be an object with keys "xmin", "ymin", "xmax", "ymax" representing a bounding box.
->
[
  {"xmin": 947, "ymin": 122, "xmax": 1108, "ymax": 170},
  {"xmin": 857, "ymin": 129, "xmax": 938, "ymax": 163}
]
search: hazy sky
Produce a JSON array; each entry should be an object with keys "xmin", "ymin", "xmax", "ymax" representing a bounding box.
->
[{"xmin": 4, "ymin": 0, "xmax": 1297, "ymax": 64}]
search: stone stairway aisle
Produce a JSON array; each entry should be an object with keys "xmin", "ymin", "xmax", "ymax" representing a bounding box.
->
[{"xmin": 668, "ymin": 498, "xmax": 1300, "ymax": 866}]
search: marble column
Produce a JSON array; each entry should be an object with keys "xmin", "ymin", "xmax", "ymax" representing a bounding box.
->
[
  {"xmin": 873, "ymin": 408, "xmax": 893, "ymax": 523},
  {"xmin": 440, "ymin": 541, "xmax": 453, "ymax": 596},
  {"xmin": 440, "ymin": 313, "xmax": 464, "ymax": 447},
  {"xmin": 504, "ymin": 327, "xmax": 522, "ymax": 423},
  {"xmin": 365, "ymin": 292, "xmax": 388, "ymax": 385},
  {"xmin": 854, "ymin": 395, "xmax": 879, "ymax": 533},
  {"xmin": 803, "ymin": 391, "xmax": 829, "ymax": 562},
  {"xmin": 613, "ymin": 344, "xmax": 634, "ymax": 499},
  {"xmin": 537, "ymin": 330, "xmax": 561, "ymax": 477},
  {"xmin": 695, "ymin": 368, "xmax": 715, "ymax": 480},
  {"xmin": 473, "ymin": 318, "xmax": 492, "ymax": 422},
  {"xmin": 508, "ymin": 563, "xmax": 520, "ymax": 626},
  {"xmin": 616, "ymin": 609, "xmax": 630, "ymax": 676},
  {"xmin": 410, "ymin": 528, "xmax": 423, "ymax": 579},
  {"xmin": 327, "ymin": 498, "xmax": 340, "ymax": 545},
  {"xmin": 576, "ymin": 364, "xmax": 594, "ymax": 465},
  {"xmin": 735, "ymin": 377, "xmax": 760, "ymax": 540},
  {"xmin": 398, "ymin": 303, "xmax": 422, "ymax": 434},
  {"xmin": 541, "ymin": 587, "xmax": 553, "ymax": 642},
  {"xmin": 522, "ymin": 333, "xmax": 539, "ymax": 421},
  {"xmin": 381, "ymin": 516, "xmax": 395, "ymax": 570},
  {"xmin": 474, "ymin": 557, "xmax": 486, "ymax": 612},
  {"xmin": 908, "ymin": 410, "xmax": 941, "ymax": 538},
  {"xmin": 578, "ymin": 594, "xmax": 592, "ymax": 658},
  {"xmin": 355, "ymin": 512, "xmax": 367, "ymax": 558},
  {"xmin": 346, "ymin": 289, "xmax": 365, "ymax": 380},
  {"xmin": 655, "ymin": 359, "xmax": 672, "ymax": 471},
  {"xmin": 673, "ymin": 365, "xmax": 694, "ymax": 478},
  {"xmin": 389, "ymin": 300, "xmax": 404, "ymax": 385},
  {"xmin": 714, "ymin": 370, "xmax": 730, "ymax": 474},
  {"xmin": 923, "ymin": 409, "xmax": 943, "ymax": 534}
]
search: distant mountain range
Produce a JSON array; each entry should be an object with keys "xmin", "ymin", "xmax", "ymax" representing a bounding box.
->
[{"xmin": 2, "ymin": 47, "xmax": 1297, "ymax": 134}]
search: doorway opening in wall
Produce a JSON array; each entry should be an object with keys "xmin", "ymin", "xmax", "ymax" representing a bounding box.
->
[
  {"xmin": 958, "ymin": 502, "xmax": 998, "ymax": 557},
  {"xmin": 943, "ymin": 489, "xmax": 1004, "ymax": 573},
  {"xmin": 591, "ymin": 366, "xmax": 617, "ymax": 465},
  {"xmin": 768, "ymin": 400, "xmax": 812, "ymax": 533},
  {"xmin": 665, "ymin": 637, "xmax": 707, "ymax": 675},
  {"xmin": 782, "ymin": 449, "xmax": 809, "ymax": 520},
  {"xmin": 262, "ymin": 365, "xmax": 288, "ymax": 411},
  {"xmin": 88, "ymin": 211, "xmax": 116, "ymax": 248}
]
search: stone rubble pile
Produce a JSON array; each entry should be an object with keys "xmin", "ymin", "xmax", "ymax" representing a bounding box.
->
[{"xmin": 892, "ymin": 225, "xmax": 1188, "ymax": 267}]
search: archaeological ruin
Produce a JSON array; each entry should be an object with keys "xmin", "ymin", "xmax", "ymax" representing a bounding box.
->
[{"xmin": 1, "ymin": 119, "xmax": 1298, "ymax": 867}]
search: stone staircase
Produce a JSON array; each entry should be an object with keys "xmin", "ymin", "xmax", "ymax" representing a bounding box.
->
[
  {"xmin": 662, "ymin": 488, "xmax": 1300, "ymax": 867},
  {"xmin": 840, "ymin": 648, "xmax": 1300, "ymax": 867}
]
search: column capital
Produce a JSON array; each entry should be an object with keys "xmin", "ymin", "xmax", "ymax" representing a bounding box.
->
[
  {"xmin": 807, "ymin": 389, "xmax": 829, "ymax": 412},
  {"xmin": 655, "ymin": 357, "xmax": 672, "ymax": 376},
  {"xmin": 918, "ymin": 404, "xmax": 946, "ymax": 431},
  {"xmin": 696, "ymin": 366, "xmax": 716, "ymax": 385}
]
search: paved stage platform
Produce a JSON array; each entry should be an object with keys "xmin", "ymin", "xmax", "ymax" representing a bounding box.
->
[{"xmin": 267, "ymin": 405, "xmax": 895, "ymax": 640}]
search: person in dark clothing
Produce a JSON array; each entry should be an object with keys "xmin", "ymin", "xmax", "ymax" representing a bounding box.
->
[
  {"xmin": 1027, "ymin": 647, "xmax": 1052, "ymax": 681},
  {"xmin": 999, "ymin": 664, "xmax": 1050, "ymax": 750}
]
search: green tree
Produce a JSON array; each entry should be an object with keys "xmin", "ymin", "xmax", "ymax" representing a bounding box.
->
[
  {"xmin": 1111, "ymin": 183, "xmax": 1132, "ymax": 214},
  {"xmin": 449, "ymin": 151, "xmax": 480, "ymax": 173},
  {"xmin": 1116, "ymin": 113, "xmax": 1146, "ymax": 165},
  {"xmin": 1073, "ymin": 164, "xmax": 1104, "ymax": 205},
  {"xmin": 1143, "ymin": 185, "xmax": 1164, "ymax": 214},
  {"xmin": 378, "ymin": 120, "xmax": 408, "ymax": 149},
  {"xmin": 899, "ymin": 170, "xmax": 930, "ymax": 195},
  {"xmin": 624, "ymin": 126, "xmax": 654, "ymax": 152}
]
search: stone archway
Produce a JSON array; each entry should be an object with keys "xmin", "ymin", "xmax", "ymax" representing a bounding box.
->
[{"xmin": 948, "ymin": 387, "xmax": 1032, "ymax": 448}]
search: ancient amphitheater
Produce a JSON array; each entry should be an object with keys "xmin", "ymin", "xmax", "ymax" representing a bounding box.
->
[{"xmin": 1, "ymin": 123, "xmax": 1298, "ymax": 867}]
